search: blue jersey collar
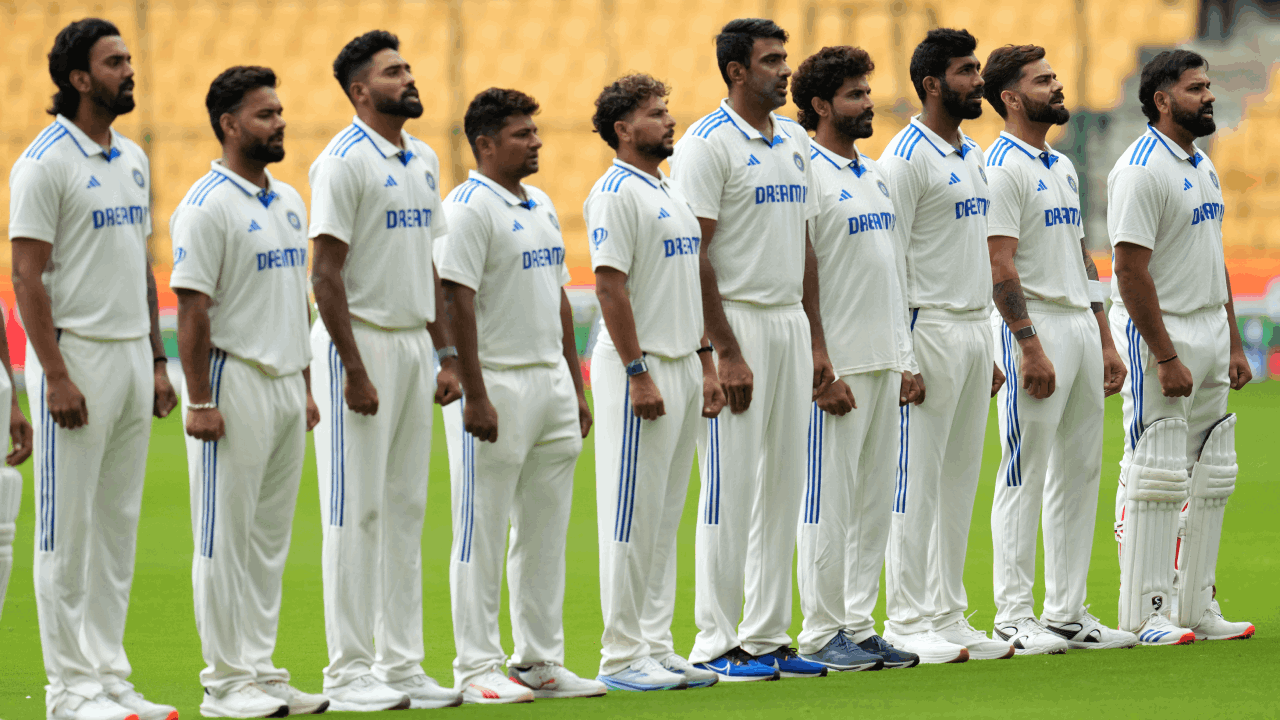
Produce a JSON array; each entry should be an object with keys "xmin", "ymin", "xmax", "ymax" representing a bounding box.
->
[
  {"xmin": 209, "ymin": 160, "xmax": 278, "ymax": 208},
  {"xmin": 55, "ymin": 114, "xmax": 122, "ymax": 162},
  {"xmin": 468, "ymin": 169, "xmax": 537, "ymax": 209},
  {"xmin": 718, "ymin": 99, "xmax": 788, "ymax": 148},
  {"xmin": 1147, "ymin": 123, "xmax": 1204, "ymax": 167}
]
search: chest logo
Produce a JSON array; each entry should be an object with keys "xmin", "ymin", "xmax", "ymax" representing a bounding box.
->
[
  {"xmin": 793, "ymin": 152, "xmax": 805, "ymax": 171},
  {"xmin": 1067, "ymin": 175, "xmax": 1078, "ymax": 194},
  {"xmin": 287, "ymin": 210, "xmax": 302, "ymax": 231},
  {"xmin": 948, "ymin": 172, "xmax": 962, "ymax": 185},
  {"xmin": 747, "ymin": 154, "xmax": 761, "ymax": 167},
  {"xmin": 385, "ymin": 175, "xmax": 398, "ymax": 187},
  {"xmin": 424, "ymin": 170, "xmax": 436, "ymax": 190},
  {"xmin": 1183, "ymin": 178, "xmax": 1194, "ymax": 191},
  {"xmin": 838, "ymin": 189, "xmax": 853, "ymax": 202},
  {"xmin": 878, "ymin": 179, "xmax": 890, "ymax": 198},
  {"xmin": 590, "ymin": 228, "xmax": 608, "ymax": 249},
  {"xmin": 248, "ymin": 219, "xmax": 263, "ymax": 233},
  {"xmin": 87, "ymin": 175, "xmax": 101, "ymax": 189},
  {"xmin": 1036, "ymin": 179, "xmax": 1048, "ymax": 192},
  {"xmin": 1209, "ymin": 170, "xmax": 1220, "ymax": 189},
  {"xmin": 132, "ymin": 168, "xmax": 145, "ymax": 188},
  {"xmin": 658, "ymin": 207, "xmax": 671, "ymax": 219},
  {"xmin": 513, "ymin": 219, "xmax": 524, "ymax": 232}
]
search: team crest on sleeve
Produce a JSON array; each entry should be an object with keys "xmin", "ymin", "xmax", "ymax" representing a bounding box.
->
[
  {"xmin": 793, "ymin": 152, "xmax": 805, "ymax": 171},
  {"xmin": 287, "ymin": 210, "xmax": 302, "ymax": 231},
  {"xmin": 173, "ymin": 246, "xmax": 186, "ymax": 265},
  {"xmin": 977, "ymin": 166, "xmax": 988, "ymax": 184},
  {"xmin": 1067, "ymin": 175, "xmax": 1079, "ymax": 194},
  {"xmin": 1210, "ymin": 170, "xmax": 1220, "ymax": 189},
  {"xmin": 424, "ymin": 170, "xmax": 436, "ymax": 190},
  {"xmin": 877, "ymin": 179, "xmax": 890, "ymax": 198},
  {"xmin": 590, "ymin": 228, "xmax": 608, "ymax": 249},
  {"xmin": 132, "ymin": 168, "xmax": 146, "ymax": 188}
]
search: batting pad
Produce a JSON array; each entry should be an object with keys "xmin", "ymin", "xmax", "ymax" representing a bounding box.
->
[
  {"xmin": 1118, "ymin": 417, "xmax": 1189, "ymax": 632},
  {"xmin": 1176, "ymin": 414, "xmax": 1237, "ymax": 628},
  {"xmin": 0, "ymin": 466, "xmax": 21, "ymax": 622}
]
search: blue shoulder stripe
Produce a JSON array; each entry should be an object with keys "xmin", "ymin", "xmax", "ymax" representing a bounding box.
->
[
  {"xmin": 24, "ymin": 125, "xmax": 61, "ymax": 159},
  {"xmin": 29, "ymin": 127, "xmax": 70, "ymax": 160},
  {"xmin": 603, "ymin": 168, "xmax": 629, "ymax": 193},
  {"xmin": 1139, "ymin": 137, "xmax": 1159, "ymax": 166},
  {"xmin": 897, "ymin": 128, "xmax": 925, "ymax": 160},
  {"xmin": 689, "ymin": 110, "xmax": 728, "ymax": 137},
  {"xmin": 694, "ymin": 112, "xmax": 732, "ymax": 139},
  {"xmin": 1129, "ymin": 137, "xmax": 1155, "ymax": 166},
  {"xmin": 328, "ymin": 125, "xmax": 361, "ymax": 156},
  {"xmin": 337, "ymin": 128, "xmax": 369, "ymax": 157},
  {"xmin": 183, "ymin": 173, "xmax": 219, "ymax": 205},
  {"xmin": 193, "ymin": 176, "xmax": 227, "ymax": 206}
]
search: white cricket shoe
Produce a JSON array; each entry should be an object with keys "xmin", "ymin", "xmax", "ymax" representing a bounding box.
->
[
  {"xmin": 106, "ymin": 689, "xmax": 178, "ymax": 720},
  {"xmin": 50, "ymin": 694, "xmax": 140, "ymax": 720},
  {"xmin": 509, "ymin": 661, "xmax": 607, "ymax": 699},
  {"xmin": 198, "ymin": 685, "xmax": 287, "ymax": 718},
  {"xmin": 325, "ymin": 676, "xmax": 410, "ymax": 712},
  {"xmin": 461, "ymin": 669, "xmax": 534, "ymax": 704},
  {"xmin": 1041, "ymin": 610, "xmax": 1138, "ymax": 649},
  {"xmin": 881, "ymin": 629, "xmax": 969, "ymax": 664},
  {"xmin": 992, "ymin": 617, "xmax": 1068, "ymax": 656},
  {"xmin": 1134, "ymin": 613, "xmax": 1195, "ymax": 646},
  {"xmin": 935, "ymin": 617, "xmax": 1015, "ymax": 660},
  {"xmin": 385, "ymin": 674, "xmax": 462, "ymax": 709},
  {"xmin": 1191, "ymin": 600, "xmax": 1255, "ymax": 641},
  {"xmin": 256, "ymin": 680, "xmax": 330, "ymax": 715},
  {"xmin": 657, "ymin": 654, "xmax": 719, "ymax": 688},
  {"xmin": 597, "ymin": 657, "xmax": 687, "ymax": 691}
]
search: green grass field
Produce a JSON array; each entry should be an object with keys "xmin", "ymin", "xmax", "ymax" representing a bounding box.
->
[{"xmin": 1, "ymin": 383, "xmax": 1277, "ymax": 719}]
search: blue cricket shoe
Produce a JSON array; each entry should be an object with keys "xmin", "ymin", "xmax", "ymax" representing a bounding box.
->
[
  {"xmin": 693, "ymin": 648, "xmax": 779, "ymax": 682},
  {"xmin": 856, "ymin": 634, "xmax": 921, "ymax": 669},
  {"xmin": 753, "ymin": 646, "xmax": 829, "ymax": 678},
  {"xmin": 800, "ymin": 631, "xmax": 884, "ymax": 671}
]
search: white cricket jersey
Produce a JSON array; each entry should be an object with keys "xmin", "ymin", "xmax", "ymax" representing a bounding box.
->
[
  {"xmin": 170, "ymin": 161, "xmax": 311, "ymax": 377},
  {"xmin": 437, "ymin": 171, "xmax": 569, "ymax": 370},
  {"xmin": 985, "ymin": 132, "xmax": 1089, "ymax": 310},
  {"xmin": 670, "ymin": 99, "xmax": 817, "ymax": 307},
  {"xmin": 808, "ymin": 141, "xmax": 917, "ymax": 375},
  {"xmin": 308, "ymin": 116, "xmax": 448, "ymax": 330},
  {"xmin": 585, "ymin": 160, "xmax": 703, "ymax": 360},
  {"xmin": 7, "ymin": 115, "xmax": 151, "ymax": 340},
  {"xmin": 1106, "ymin": 124, "xmax": 1228, "ymax": 316},
  {"xmin": 878, "ymin": 116, "xmax": 990, "ymax": 312}
]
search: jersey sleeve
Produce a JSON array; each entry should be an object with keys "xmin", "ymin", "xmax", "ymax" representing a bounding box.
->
[
  {"xmin": 307, "ymin": 155, "xmax": 361, "ymax": 244},
  {"xmin": 880, "ymin": 153, "xmax": 923, "ymax": 257},
  {"xmin": 801, "ymin": 135, "xmax": 821, "ymax": 221},
  {"xmin": 584, "ymin": 190, "xmax": 636, "ymax": 275},
  {"xmin": 141, "ymin": 154, "xmax": 154, "ymax": 238},
  {"xmin": 985, "ymin": 163, "xmax": 1024, "ymax": 239},
  {"xmin": 671, "ymin": 137, "xmax": 727, "ymax": 221},
  {"xmin": 437, "ymin": 201, "xmax": 490, "ymax": 292},
  {"xmin": 7, "ymin": 159, "xmax": 63, "ymax": 243},
  {"xmin": 424, "ymin": 149, "xmax": 449, "ymax": 239},
  {"xmin": 1108, "ymin": 166, "xmax": 1163, "ymax": 250},
  {"xmin": 168, "ymin": 205, "xmax": 225, "ymax": 297}
]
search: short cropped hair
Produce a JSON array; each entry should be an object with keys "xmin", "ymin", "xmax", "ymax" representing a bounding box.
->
[
  {"xmin": 591, "ymin": 74, "xmax": 670, "ymax": 149},
  {"xmin": 715, "ymin": 18, "xmax": 789, "ymax": 87},
  {"xmin": 206, "ymin": 66, "xmax": 278, "ymax": 142},
  {"xmin": 1139, "ymin": 49, "xmax": 1208, "ymax": 123},
  {"xmin": 47, "ymin": 18, "xmax": 121, "ymax": 118},
  {"xmin": 333, "ymin": 30, "xmax": 399, "ymax": 98},
  {"xmin": 909, "ymin": 28, "xmax": 978, "ymax": 102},
  {"xmin": 981, "ymin": 44, "xmax": 1046, "ymax": 119},
  {"xmin": 791, "ymin": 46, "xmax": 875, "ymax": 131},
  {"xmin": 463, "ymin": 87, "xmax": 540, "ymax": 156}
]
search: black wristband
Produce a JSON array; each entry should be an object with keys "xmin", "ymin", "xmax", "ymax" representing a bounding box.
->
[
  {"xmin": 1158, "ymin": 354, "xmax": 1178, "ymax": 365},
  {"xmin": 696, "ymin": 345, "xmax": 714, "ymax": 355},
  {"xmin": 154, "ymin": 356, "xmax": 168, "ymax": 364}
]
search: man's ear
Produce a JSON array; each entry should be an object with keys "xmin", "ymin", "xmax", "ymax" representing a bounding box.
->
[{"xmin": 69, "ymin": 68, "xmax": 93, "ymax": 94}]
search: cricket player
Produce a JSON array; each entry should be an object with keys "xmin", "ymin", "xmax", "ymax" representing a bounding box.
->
[
  {"xmin": 789, "ymin": 46, "xmax": 922, "ymax": 672},
  {"xmin": 1108, "ymin": 49, "xmax": 1254, "ymax": 645},
  {"xmin": 308, "ymin": 31, "xmax": 462, "ymax": 711},
  {"xmin": 671, "ymin": 18, "xmax": 835, "ymax": 681},
  {"xmin": 10, "ymin": 19, "xmax": 179, "ymax": 720},
  {"xmin": 586, "ymin": 74, "xmax": 724, "ymax": 692},
  {"xmin": 438, "ymin": 87, "xmax": 606, "ymax": 704},
  {"xmin": 877, "ymin": 28, "xmax": 1011, "ymax": 663},
  {"xmin": 0, "ymin": 308, "xmax": 35, "ymax": 623},
  {"xmin": 980, "ymin": 45, "xmax": 1137, "ymax": 654},
  {"xmin": 170, "ymin": 66, "xmax": 329, "ymax": 717}
]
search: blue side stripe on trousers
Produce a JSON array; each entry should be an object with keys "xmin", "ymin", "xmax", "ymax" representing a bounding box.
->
[
  {"xmin": 804, "ymin": 403, "xmax": 823, "ymax": 524},
  {"xmin": 328, "ymin": 343, "xmax": 347, "ymax": 526},
  {"xmin": 458, "ymin": 395, "xmax": 476, "ymax": 563},
  {"xmin": 704, "ymin": 417, "xmax": 720, "ymax": 524},
  {"xmin": 40, "ymin": 373, "xmax": 54, "ymax": 551},
  {"xmin": 894, "ymin": 405, "xmax": 910, "ymax": 513},
  {"xmin": 1126, "ymin": 320, "xmax": 1146, "ymax": 449},
  {"xmin": 200, "ymin": 350, "xmax": 228, "ymax": 558},
  {"xmin": 613, "ymin": 380, "xmax": 643, "ymax": 542},
  {"xmin": 1001, "ymin": 325, "xmax": 1023, "ymax": 487}
]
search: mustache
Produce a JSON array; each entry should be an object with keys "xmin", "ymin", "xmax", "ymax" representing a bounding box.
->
[
  {"xmin": 1200, "ymin": 103, "xmax": 1214, "ymax": 113},
  {"xmin": 119, "ymin": 80, "xmax": 135, "ymax": 93}
]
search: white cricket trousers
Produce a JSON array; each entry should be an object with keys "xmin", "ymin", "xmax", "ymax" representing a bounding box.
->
[
  {"xmin": 592, "ymin": 344, "xmax": 701, "ymax": 676},
  {"xmin": 1109, "ymin": 305, "xmax": 1229, "ymax": 563},
  {"xmin": 797, "ymin": 369, "xmax": 901, "ymax": 654},
  {"xmin": 991, "ymin": 303, "xmax": 1104, "ymax": 625},
  {"xmin": 185, "ymin": 351, "xmax": 306, "ymax": 695},
  {"xmin": 885, "ymin": 308, "xmax": 993, "ymax": 634},
  {"xmin": 29, "ymin": 333, "xmax": 151, "ymax": 708},
  {"xmin": 442, "ymin": 362, "xmax": 582, "ymax": 688},
  {"xmin": 311, "ymin": 320, "xmax": 437, "ymax": 690},
  {"xmin": 690, "ymin": 301, "xmax": 811, "ymax": 664}
]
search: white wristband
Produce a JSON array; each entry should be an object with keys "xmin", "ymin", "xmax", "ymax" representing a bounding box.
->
[
  {"xmin": 187, "ymin": 401, "xmax": 217, "ymax": 411},
  {"xmin": 1088, "ymin": 280, "xmax": 1106, "ymax": 304}
]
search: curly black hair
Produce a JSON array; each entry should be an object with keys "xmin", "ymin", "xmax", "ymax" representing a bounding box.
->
[
  {"xmin": 463, "ymin": 87, "xmax": 540, "ymax": 157},
  {"xmin": 1139, "ymin": 49, "xmax": 1208, "ymax": 124},
  {"xmin": 206, "ymin": 66, "xmax": 278, "ymax": 142},
  {"xmin": 591, "ymin": 74, "xmax": 670, "ymax": 149},
  {"xmin": 715, "ymin": 18, "xmax": 789, "ymax": 87},
  {"xmin": 981, "ymin": 45, "xmax": 1045, "ymax": 119},
  {"xmin": 333, "ymin": 30, "xmax": 399, "ymax": 99},
  {"xmin": 47, "ymin": 18, "xmax": 122, "ymax": 118},
  {"xmin": 791, "ymin": 46, "xmax": 875, "ymax": 131},
  {"xmin": 909, "ymin": 27, "xmax": 978, "ymax": 102}
]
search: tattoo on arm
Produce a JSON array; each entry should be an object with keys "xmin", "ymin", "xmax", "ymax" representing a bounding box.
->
[
  {"xmin": 993, "ymin": 278, "xmax": 1029, "ymax": 323},
  {"xmin": 1082, "ymin": 239, "xmax": 1105, "ymax": 314}
]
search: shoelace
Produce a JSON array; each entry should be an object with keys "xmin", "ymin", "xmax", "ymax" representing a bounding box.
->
[{"xmin": 725, "ymin": 647, "xmax": 756, "ymax": 665}]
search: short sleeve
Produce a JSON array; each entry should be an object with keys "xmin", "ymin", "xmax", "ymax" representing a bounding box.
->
[
  {"xmin": 437, "ymin": 201, "xmax": 490, "ymax": 291},
  {"xmin": 1108, "ymin": 166, "xmax": 1163, "ymax": 249},
  {"xmin": 7, "ymin": 159, "xmax": 62, "ymax": 243},
  {"xmin": 671, "ymin": 137, "xmax": 727, "ymax": 220},
  {"xmin": 169, "ymin": 206, "xmax": 225, "ymax": 297},
  {"xmin": 424, "ymin": 150, "xmax": 449, "ymax": 239},
  {"xmin": 584, "ymin": 190, "xmax": 636, "ymax": 275},
  {"xmin": 801, "ymin": 137, "xmax": 821, "ymax": 221},
  {"xmin": 308, "ymin": 156, "xmax": 361, "ymax": 244},
  {"xmin": 141, "ymin": 155, "xmax": 154, "ymax": 237},
  {"xmin": 985, "ymin": 164, "xmax": 1024, "ymax": 239},
  {"xmin": 879, "ymin": 153, "xmax": 923, "ymax": 252}
]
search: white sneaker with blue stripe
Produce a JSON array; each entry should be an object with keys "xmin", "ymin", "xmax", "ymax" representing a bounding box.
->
[
  {"xmin": 1135, "ymin": 613, "xmax": 1196, "ymax": 646},
  {"xmin": 598, "ymin": 657, "xmax": 687, "ymax": 691}
]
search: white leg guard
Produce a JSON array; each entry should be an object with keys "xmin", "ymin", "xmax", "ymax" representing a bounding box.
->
[
  {"xmin": 1118, "ymin": 418, "xmax": 1189, "ymax": 632},
  {"xmin": 0, "ymin": 466, "xmax": 21, "ymax": 622},
  {"xmin": 1175, "ymin": 414, "xmax": 1236, "ymax": 628}
]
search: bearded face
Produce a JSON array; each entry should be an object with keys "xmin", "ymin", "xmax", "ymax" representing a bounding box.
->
[
  {"xmin": 941, "ymin": 78, "xmax": 983, "ymax": 120},
  {"xmin": 1022, "ymin": 90, "xmax": 1070, "ymax": 126},
  {"xmin": 89, "ymin": 73, "xmax": 135, "ymax": 115},
  {"xmin": 1171, "ymin": 96, "xmax": 1215, "ymax": 137},
  {"xmin": 372, "ymin": 83, "xmax": 424, "ymax": 119}
]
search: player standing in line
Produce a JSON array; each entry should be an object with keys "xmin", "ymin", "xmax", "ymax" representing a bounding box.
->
[
  {"xmin": 671, "ymin": 18, "xmax": 835, "ymax": 681},
  {"xmin": 308, "ymin": 31, "xmax": 462, "ymax": 712},
  {"xmin": 877, "ymin": 28, "xmax": 1012, "ymax": 663},
  {"xmin": 9, "ymin": 19, "xmax": 179, "ymax": 720},
  {"xmin": 1107, "ymin": 50, "xmax": 1254, "ymax": 645},
  {"xmin": 585, "ymin": 74, "xmax": 725, "ymax": 692},
  {"xmin": 438, "ymin": 88, "xmax": 606, "ymax": 704},
  {"xmin": 980, "ymin": 45, "xmax": 1137, "ymax": 654},
  {"xmin": 788, "ymin": 46, "xmax": 922, "ymax": 673},
  {"xmin": 170, "ymin": 66, "xmax": 329, "ymax": 718},
  {"xmin": 0, "ymin": 299, "xmax": 34, "ymax": 622}
]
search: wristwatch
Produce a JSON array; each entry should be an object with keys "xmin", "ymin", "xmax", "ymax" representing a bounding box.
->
[
  {"xmin": 625, "ymin": 357, "xmax": 649, "ymax": 377},
  {"xmin": 437, "ymin": 345, "xmax": 458, "ymax": 361},
  {"xmin": 1013, "ymin": 325, "xmax": 1037, "ymax": 341}
]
